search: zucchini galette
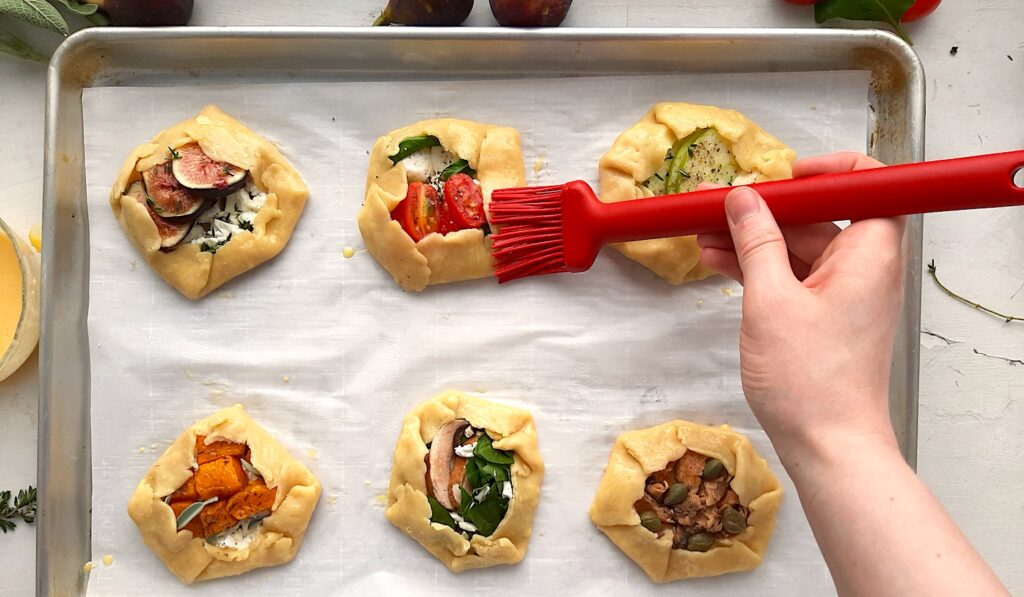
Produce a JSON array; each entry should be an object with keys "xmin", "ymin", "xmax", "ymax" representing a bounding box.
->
[
  {"xmin": 110, "ymin": 105, "xmax": 309, "ymax": 299},
  {"xmin": 359, "ymin": 118, "xmax": 526, "ymax": 291},
  {"xmin": 599, "ymin": 103, "xmax": 796, "ymax": 284},
  {"xmin": 127, "ymin": 404, "xmax": 321, "ymax": 584},
  {"xmin": 590, "ymin": 420, "xmax": 782, "ymax": 582},
  {"xmin": 385, "ymin": 390, "xmax": 544, "ymax": 571}
]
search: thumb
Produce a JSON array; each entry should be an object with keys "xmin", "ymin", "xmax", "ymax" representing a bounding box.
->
[{"xmin": 725, "ymin": 186, "xmax": 796, "ymax": 289}]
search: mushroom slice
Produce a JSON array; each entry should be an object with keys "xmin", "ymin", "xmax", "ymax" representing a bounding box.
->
[
  {"xmin": 172, "ymin": 143, "xmax": 246, "ymax": 196},
  {"xmin": 142, "ymin": 161, "xmax": 206, "ymax": 217},
  {"xmin": 428, "ymin": 418, "xmax": 471, "ymax": 511},
  {"xmin": 125, "ymin": 181, "xmax": 197, "ymax": 250}
]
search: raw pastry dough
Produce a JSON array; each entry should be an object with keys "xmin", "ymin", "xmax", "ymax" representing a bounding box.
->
[
  {"xmin": 359, "ymin": 118, "xmax": 526, "ymax": 291},
  {"xmin": 589, "ymin": 420, "xmax": 782, "ymax": 582},
  {"xmin": 127, "ymin": 404, "xmax": 321, "ymax": 584},
  {"xmin": 599, "ymin": 103, "xmax": 796, "ymax": 284},
  {"xmin": 385, "ymin": 390, "xmax": 544, "ymax": 571},
  {"xmin": 110, "ymin": 105, "xmax": 309, "ymax": 299}
]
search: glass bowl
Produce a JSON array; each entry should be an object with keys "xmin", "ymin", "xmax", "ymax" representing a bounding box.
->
[{"xmin": 0, "ymin": 217, "xmax": 40, "ymax": 383}]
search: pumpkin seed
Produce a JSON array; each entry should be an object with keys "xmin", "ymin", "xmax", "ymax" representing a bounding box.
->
[
  {"xmin": 686, "ymin": 532, "xmax": 715, "ymax": 552},
  {"xmin": 722, "ymin": 507, "xmax": 747, "ymax": 534},
  {"xmin": 639, "ymin": 510, "xmax": 662, "ymax": 533},
  {"xmin": 662, "ymin": 483, "xmax": 688, "ymax": 506},
  {"xmin": 702, "ymin": 458, "xmax": 725, "ymax": 480}
]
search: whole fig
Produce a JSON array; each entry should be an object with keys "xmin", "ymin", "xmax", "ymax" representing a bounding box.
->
[
  {"xmin": 490, "ymin": 0, "xmax": 573, "ymax": 26},
  {"xmin": 83, "ymin": 0, "xmax": 194, "ymax": 26},
  {"xmin": 374, "ymin": 0, "xmax": 474, "ymax": 26}
]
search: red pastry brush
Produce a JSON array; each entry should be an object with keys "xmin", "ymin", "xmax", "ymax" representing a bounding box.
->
[{"xmin": 489, "ymin": 150, "xmax": 1024, "ymax": 283}]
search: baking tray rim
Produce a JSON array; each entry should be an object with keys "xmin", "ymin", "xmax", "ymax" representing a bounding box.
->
[{"xmin": 39, "ymin": 26, "xmax": 925, "ymax": 597}]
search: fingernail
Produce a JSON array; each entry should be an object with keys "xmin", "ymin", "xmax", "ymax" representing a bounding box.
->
[{"xmin": 725, "ymin": 186, "xmax": 760, "ymax": 226}]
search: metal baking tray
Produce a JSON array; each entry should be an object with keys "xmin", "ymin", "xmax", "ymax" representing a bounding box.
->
[{"xmin": 39, "ymin": 27, "xmax": 924, "ymax": 596}]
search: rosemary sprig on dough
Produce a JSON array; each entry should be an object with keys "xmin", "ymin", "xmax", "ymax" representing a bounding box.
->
[{"xmin": 0, "ymin": 486, "xmax": 37, "ymax": 533}]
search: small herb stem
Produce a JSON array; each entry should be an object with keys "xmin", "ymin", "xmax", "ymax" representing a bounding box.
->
[{"xmin": 927, "ymin": 260, "xmax": 1023, "ymax": 323}]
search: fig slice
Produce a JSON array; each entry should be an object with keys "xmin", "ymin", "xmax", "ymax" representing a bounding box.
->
[
  {"xmin": 142, "ymin": 161, "xmax": 206, "ymax": 217},
  {"xmin": 171, "ymin": 143, "xmax": 246, "ymax": 196},
  {"xmin": 125, "ymin": 182, "xmax": 196, "ymax": 250},
  {"xmin": 428, "ymin": 418, "xmax": 471, "ymax": 511}
]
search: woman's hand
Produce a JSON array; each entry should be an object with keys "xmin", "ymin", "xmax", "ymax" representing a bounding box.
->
[
  {"xmin": 696, "ymin": 152, "xmax": 1008, "ymax": 596},
  {"xmin": 696, "ymin": 152, "xmax": 905, "ymax": 463}
]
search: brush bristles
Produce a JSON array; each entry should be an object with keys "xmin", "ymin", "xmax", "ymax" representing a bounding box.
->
[{"xmin": 489, "ymin": 185, "xmax": 568, "ymax": 283}]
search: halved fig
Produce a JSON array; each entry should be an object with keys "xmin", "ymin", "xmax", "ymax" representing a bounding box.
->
[
  {"xmin": 171, "ymin": 143, "xmax": 246, "ymax": 196},
  {"xmin": 125, "ymin": 181, "xmax": 196, "ymax": 250},
  {"xmin": 428, "ymin": 418, "xmax": 471, "ymax": 510},
  {"xmin": 142, "ymin": 161, "xmax": 206, "ymax": 217}
]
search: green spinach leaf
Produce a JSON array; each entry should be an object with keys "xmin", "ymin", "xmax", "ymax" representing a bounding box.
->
[
  {"xmin": 427, "ymin": 496, "xmax": 458, "ymax": 531},
  {"xmin": 462, "ymin": 491, "xmax": 507, "ymax": 537},
  {"xmin": 473, "ymin": 433, "xmax": 514, "ymax": 465}
]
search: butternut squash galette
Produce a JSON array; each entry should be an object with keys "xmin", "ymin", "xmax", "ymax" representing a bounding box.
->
[
  {"xmin": 385, "ymin": 390, "xmax": 544, "ymax": 571},
  {"xmin": 110, "ymin": 105, "xmax": 309, "ymax": 299},
  {"xmin": 128, "ymin": 404, "xmax": 321, "ymax": 584},
  {"xmin": 590, "ymin": 420, "xmax": 782, "ymax": 582},
  {"xmin": 599, "ymin": 103, "xmax": 796, "ymax": 284},
  {"xmin": 359, "ymin": 118, "xmax": 526, "ymax": 291}
]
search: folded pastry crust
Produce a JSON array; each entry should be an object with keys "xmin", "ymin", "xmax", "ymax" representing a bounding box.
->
[
  {"xmin": 385, "ymin": 390, "xmax": 544, "ymax": 571},
  {"xmin": 127, "ymin": 404, "xmax": 321, "ymax": 584},
  {"xmin": 599, "ymin": 103, "xmax": 796, "ymax": 284},
  {"xmin": 359, "ymin": 118, "xmax": 526, "ymax": 291},
  {"xmin": 110, "ymin": 105, "xmax": 309, "ymax": 299},
  {"xmin": 589, "ymin": 420, "xmax": 782, "ymax": 582}
]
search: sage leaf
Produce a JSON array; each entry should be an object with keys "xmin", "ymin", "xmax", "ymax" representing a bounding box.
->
[
  {"xmin": 814, "ymin": 0, "xmax": 914, "ymax": 43},
  {"xmin": 51, "ymin": 0, "xmax": 97, "ymax": 15},
  {"xmin": 240, "ymin": 458, "xmax": 260, "ymax": 479},
  {"xmin": 0, "ymin": 25, "xmax": 47, "ymax": 63},
  {"xmin": 175, "ymin": 497, "xmax": 218, "ymax": 531},
  {"xmin": 0, "ymin": 0, "xmax": 69, "ymax": 35},
  {"xmin": 388, "ymin": 135, "xmax": 440, "ymax": 165}
]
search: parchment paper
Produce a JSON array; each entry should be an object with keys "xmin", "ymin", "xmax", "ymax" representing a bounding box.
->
[{"xmin": 84, "ymin": 71, "xmax": 868, "ymax": 596}]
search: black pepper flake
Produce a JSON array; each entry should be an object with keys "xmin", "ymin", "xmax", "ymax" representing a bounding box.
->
[
  {"xmin": 1009, "ymin": 55, "xmax": 1014, "ymax": 62},
  {"xmin": 950, "ymin": 46, "xmax": 958, "ymax": 56}
]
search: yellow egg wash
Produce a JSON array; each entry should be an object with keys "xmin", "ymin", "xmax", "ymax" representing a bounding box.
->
[{"xmin": 0, "ymin": 232, "xmax": 23, "ymax": 353}]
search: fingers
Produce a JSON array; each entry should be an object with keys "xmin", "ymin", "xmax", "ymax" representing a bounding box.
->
[
  {"xmin": 793, "ymin": 152, "xmax": 886, "ymax": 178},
  {"xmin": 699, "ymin": 247, "xmax": 743, "ymax": 283},
  {"xmin": 780, "ymin": 222, "xmax": 842, "ymax": 265},
  {"xmin": 723, "ymin": 186, "xmax": 797, "ymax": 289}
]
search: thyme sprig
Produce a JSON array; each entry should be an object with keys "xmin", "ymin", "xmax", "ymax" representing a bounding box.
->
[
  {"xmin": 0, "ymin": 486, "xmax": 37, "ymax": 533},
  {"xmin": 927, "ymin": 260, "xmax": 1023, "ymax": 323}
]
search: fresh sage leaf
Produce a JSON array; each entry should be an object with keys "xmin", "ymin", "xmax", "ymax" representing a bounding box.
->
[
  {"xmin": 438, "ymin": 159, "xmax": 475, "ymax": 182},
  {"xmin": 473, "ymin": 433, "xmax": 514, "ymax": 465},
  {"xmin": 175, "ymin": 497, "xmax": 218, "ymax": 531},
  {"xmin": 240, "ymin": 458, "xmax": 260, "ymax": 478},
  {"xmin": 814, "ymin": 0, "xmax": 914, "ymax": 43},
  {"xmin": 51, "ymin": 0, "xmax": 98, "ymax": 15},
  {"xmin": 427, "ymin": 495, "xmax": 457, "ymax": 531},
  {"xmin": 388, "ymin": 135, "xmax": 440, "ymax": 164},
  {"xmin": 0, "ymin": 25, "xmax": 46, "ymax": 63},
  {"xmin": 0, "ymin": 0, "xmax": 69, "ymax": 35}
]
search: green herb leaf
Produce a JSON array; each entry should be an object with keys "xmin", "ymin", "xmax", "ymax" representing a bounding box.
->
[
  {"xmin": 168, "ymin": 146, "xmax": 181, "ymax": 160},
  {"xmin": 461, "ymin": 490, "xmax": 506, "ymax": 537},
  {"xmin": 240, "ymin": 458, "xmax": 260, "ymax": 478},
  {"xmin": 0, "ymin": 24, "xmax": 47, "ymax": 63},
  {"xmin": 0, "ymin": 0, "xmax": 69, "ymax": 35},
  {"xmin": 427, "ymin": 495, "xmax": 458, "ymax": 531},
  {"xmin": 478, "ymin": 462, "xmax": 510, "ymax": 483},
  {"xmin": 145, "ymin": 196, "xmax": 164, "ymax": 213},
  {"xmin": 388, "ymin": 135, "xmax": 440, "ymax": 165},
  {"xmin": 0, "ymin": 486, "xmax": 37, "ymax": 533},
  {"xmin": 814, "ymin": 0, "xmax": 914, "ymax": 43},
  {"xmin": 51, "ymin": 0, "xmax": 97, "ymax": 15},
  {"xmin": 459, "ymin": 487, "xmax": 474, "ymax": 517},
  {"xmin": 438, "ymin": 159, "xmax": 476, "ymax": 182},
  {"xmin": 473, "ymin": 433, "xmax": 514, "ymax": 465},
  {"xmin": 175, "ymin": 497, "xmax": 218, "ymax": 531}
]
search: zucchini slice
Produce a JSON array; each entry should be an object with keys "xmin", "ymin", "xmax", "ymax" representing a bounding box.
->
[{"xmin": 645, "ymin": 128, "xmax": 741, "ymax": 195}]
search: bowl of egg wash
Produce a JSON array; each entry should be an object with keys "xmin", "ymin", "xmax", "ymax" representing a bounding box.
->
[{"xmin": 0, "ymin": 217, "xmax": 40, "ymax": 383}]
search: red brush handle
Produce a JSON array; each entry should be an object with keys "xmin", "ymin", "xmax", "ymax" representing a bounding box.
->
[{"xmin": 595, "ymin": 150, "xmax": 1024, "ymax": 243}]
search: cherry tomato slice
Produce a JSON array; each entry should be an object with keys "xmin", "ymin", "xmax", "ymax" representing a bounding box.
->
[
  {"xmin": 391, "ymin": 182, "xmax": 440, "ymax": 242},
  {"xmin": 441, "ymin": 173, "xmax": 485, "ymax": 232},
  {"xmin": 902, "ymin": 0, "xmax": 940, "ymax": 22}
]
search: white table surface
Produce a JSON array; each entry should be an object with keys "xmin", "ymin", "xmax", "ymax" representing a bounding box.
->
[{"xmin": 0, "ymin": 1, "xmax": 1021, "ymax": 594}]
